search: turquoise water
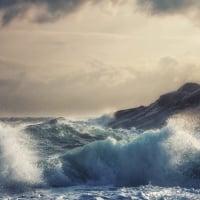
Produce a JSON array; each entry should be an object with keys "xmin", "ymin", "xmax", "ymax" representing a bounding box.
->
[{"xmin": 0, "ymin": 116, "xmax": 199, "ymax": 199}]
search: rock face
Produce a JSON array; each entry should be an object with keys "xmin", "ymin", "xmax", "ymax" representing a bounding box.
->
[{"xmin": 108, "ymin": 83, "xmax": 200, "ymax": 130}]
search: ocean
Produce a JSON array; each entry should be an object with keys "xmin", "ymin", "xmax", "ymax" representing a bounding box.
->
[{"xmin": 0, "ymin": 116, "xmax": 199, "ymax": 199}]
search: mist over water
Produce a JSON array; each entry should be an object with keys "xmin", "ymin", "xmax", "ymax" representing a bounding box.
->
[
  {"xmin": 0, "ymin": 123, "xmax": 42, "ymax": 192},
  {"xmin": 0, "ymin": 115, "xmax": 200, "ymax": 199}
]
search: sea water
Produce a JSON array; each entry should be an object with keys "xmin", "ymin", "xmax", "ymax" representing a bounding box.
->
[{"xmin": 0, "ymin": 115, "xmax": 199, "ymax": 199}]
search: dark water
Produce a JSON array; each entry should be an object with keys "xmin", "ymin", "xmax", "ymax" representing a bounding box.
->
[{"xmin": 0, "ymin": 116, "xmax": 200, "ymax": 199}]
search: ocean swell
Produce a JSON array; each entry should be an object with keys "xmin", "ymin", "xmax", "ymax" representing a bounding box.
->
[
  {"xmin": 0, "ymin": 116, "xmax": 200, "ymax": 191},
  {"xmin": 42, "ymin": 117, "xmax": 200, "ymax": 188}
]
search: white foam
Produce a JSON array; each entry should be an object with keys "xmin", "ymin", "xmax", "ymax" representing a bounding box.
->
[{"xmin": 0, "ymin": 123, "xmax": 42, "ymax": 187}]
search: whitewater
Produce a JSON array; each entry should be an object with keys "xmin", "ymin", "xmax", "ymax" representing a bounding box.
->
[{"xmin": 0, "ymin": 115, "xmax": 200, "ymax": 199}]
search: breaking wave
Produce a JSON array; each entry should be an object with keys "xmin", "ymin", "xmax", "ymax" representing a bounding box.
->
[
  {"xmin": 0, "ymin": 115, "xmax": 200, "ymax": 192},
  {"xmin": 44, "ymin": 118, "xmax": 200, "ymax": 188}
]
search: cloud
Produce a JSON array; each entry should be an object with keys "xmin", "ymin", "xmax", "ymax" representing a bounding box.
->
[
  {"xmin": 136, "ymin": 0, "xmax": 200, "ymax": 15},
  {"xmin": 0, "ymin": 0, "xmax": 124, "ymax": 25},
  {"xmin": 0, "ymin": 57, "xmax": 199, "ymax": 117},
  {"xmin": 0, "ymin": 58, "xmax": 137, "ymax": 116},
  {"xmin": 1, "ymin": 0, "xmax": 200, "ymax": 25}
]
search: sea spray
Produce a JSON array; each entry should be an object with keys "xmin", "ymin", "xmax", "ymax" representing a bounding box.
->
[
  {"xmin": 163, "ymin": 117, "xmax": 200, "ymax": 183},
  {"xmin": 0, "ymin": 123, "xmax": 42, "ymax": 190}
]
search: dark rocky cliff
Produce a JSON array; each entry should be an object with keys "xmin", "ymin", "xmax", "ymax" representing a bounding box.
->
[{"xmin": 108, "ymin": 83, "xmax": 200, "ymax": 129}]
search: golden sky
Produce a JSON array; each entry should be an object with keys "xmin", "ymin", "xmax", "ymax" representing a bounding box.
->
[{"xmin": 0, "ymin": 0, "xmax": 200, "ymax": 117}]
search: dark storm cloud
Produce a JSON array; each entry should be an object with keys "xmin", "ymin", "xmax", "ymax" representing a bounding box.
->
[
  {"xmin": 1, "ymin": 0, "xmax": 200, "ymax": 25},
  {"xmin": 136, "ymin": 0, "xmax": 200, "ymax": 15},
  {"xmin": 0, "ymin": 0, "xmax": 123, "ymax": 25},
  {"xmin": 0, "ymin": 0, "xmax": 87, "ymax": 25}
]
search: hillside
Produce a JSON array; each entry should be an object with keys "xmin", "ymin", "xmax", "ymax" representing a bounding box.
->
[{"xmin": 108, "ymin": 83, "xmax": 200, "ymax": 129}]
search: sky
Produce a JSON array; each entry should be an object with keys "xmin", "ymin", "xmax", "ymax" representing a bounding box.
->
[{"xmin": 0, "ymin": 0, "xmax": 200, "ymax": 117}]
